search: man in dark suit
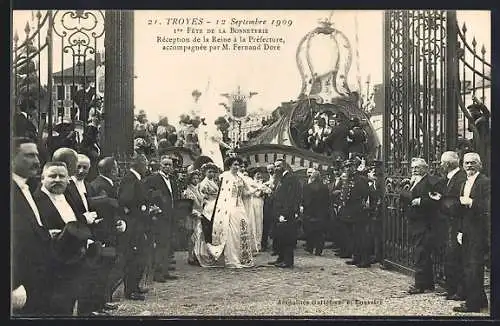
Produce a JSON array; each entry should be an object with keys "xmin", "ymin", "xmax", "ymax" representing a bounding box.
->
[
  {"xmin": 366, "ymin": 162, "xmax": 384, "ymax": 264},
  {"xmin": 337, "ymin": 160, "xmax": 371, "ymax": 267},
  {"xmin": 51, "ymin": 149, "xmax": 106, "ymax": 315},
  {"xmin": 325, "ymin": 116, "xmax": 349, "ymax": 160},
  {"xmin": 433, "ymin": 151, "xmax": 468, "ymax": 300},
  {"xmin": 89, "ymin": 157, "xmax": 124, "ymax": 308},
  {"xmin": 300, "ymin": 168, "xmax": 330, "ymax": 256},
  {"xmin": 143, "ymin": 155, "xmax": 180, "ymax": 282},
  {"xmin": 453, "ymin": 152, "xmax": 490, "ymax": 313},
  {"xmin": 261, "ymin": 163, "xmax": 277, "ymax": 252},
  {"xmin": 400, "ymin": 158, "xmax": 440, "ymax": 294},
  {"xmin": 11, "ymin": 137, "xmax": 52, "ymax": 316},
  {"xmin": 118, "ymin": 153, "xmax": 151, "ymax": 300},
  {"xmin": 269, "ymin": 159, "xmax": 302, "ymax": 268},
  {"xmin": 33, "ymin": 161, "xmax": 93, "ymax": 316}
]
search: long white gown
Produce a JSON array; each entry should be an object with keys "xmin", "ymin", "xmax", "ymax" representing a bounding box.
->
[
  {"xmin": 241, "ymin": 176, "xmax": 270, "ymax": 253},
  {"xmin": 197, "ymin": 177, "xmax": 222, "ymax": 267},
  {"xmin": 206, "ymin": 171, "xmax": 254, "ymax": 268},
  {"xmin": 198, "ymin": 123, "xmax": 225, "ymax": 170}
]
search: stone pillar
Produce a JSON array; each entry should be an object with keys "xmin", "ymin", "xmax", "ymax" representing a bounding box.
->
[{"xmin": 103, "ymin": 10, "xmax": 134, "ymax": 156}]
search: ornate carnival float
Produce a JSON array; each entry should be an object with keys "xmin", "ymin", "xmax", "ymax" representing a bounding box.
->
[{"xmin": 235, "ymin": 19, "xmax": 381, "ymax": 173}]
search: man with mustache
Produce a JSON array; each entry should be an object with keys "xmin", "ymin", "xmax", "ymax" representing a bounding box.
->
[
  {"xmin": 432, "ymin": 151, "xmax": 467, "ymax": 300},
  {"xmin": 118, "ymin": 153, "xmax": 151, "ymax": 300},
  {"xmin": 301, "ymin": 167, "xmax": 329, "ymax": 256},
  {"xmin": 11, "ymin": 137, "xmax": 52, "ymax": 316},
  {"xmin": 89, "ymin": 157, "xmax": 125, "ymax": 310},
  {"xmin": 33, "ymin": 161, "xmax": 93, "ymax": 316},
  {"xmin": 268, "ymin": 159, "xmax": 302, "ymax": 268},
  {"xmin": 453, "ymin": 152, "xmax": 490, "ymax": 313},
  {"xmin": 400, "ymin": 158, "xmax": 440, "ymax": 294},
  {"xmin": 143, "ymin": 155, "xmax": 180, "ymax": 282}
]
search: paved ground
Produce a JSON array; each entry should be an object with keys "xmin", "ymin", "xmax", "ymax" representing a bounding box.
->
[{"xmin": 109, "ymin": 241, "xmax": 490, "ymax": 317}]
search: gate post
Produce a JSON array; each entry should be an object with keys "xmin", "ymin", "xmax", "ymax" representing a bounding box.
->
[
  {"xmin": 445, "ymin": 11, "xmax": 458, "ymax": 151},
  {"xmin": 103, "ymin": 11, "xmax": 135, "ymax": 156}
]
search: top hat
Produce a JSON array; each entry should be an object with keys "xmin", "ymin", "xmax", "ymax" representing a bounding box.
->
[{"xmin": 53, "ymin": 221, "xmax": 92, "ymax": 264}]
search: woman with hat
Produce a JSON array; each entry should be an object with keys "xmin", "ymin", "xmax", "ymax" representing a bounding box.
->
[
  {"xmin": 205, "ymin": 156, "xmax": 255, "ymax": 268},
  {"xmin": 199, "ymin": 163, "xmax": 220, "ymax": 221},
  {"xmin": 182, "ymin": 169, "xmax": 208, "ymax": 266}
]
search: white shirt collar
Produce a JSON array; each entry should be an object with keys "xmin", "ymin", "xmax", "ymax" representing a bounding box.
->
[
  {"xmin": 71, "ymin": 176, "xmax": 84, "ymax": 184},
  {"xmin": 12, "ymin": 173, "xmax": 28, "ymax": 189},
  {"xmin": 41, "ymin": 185, "xmax": 66, "ymax": 201},
  {"xmin": 130, "ymin": 168, "xmax": 141, "ymax": 181},
  {"xmin": 20, "ymin": 112, "xmax": 28, "ymax": 119},
  {"xmin": 447, "ymin": 167, "xmax": 461, "ymax": 180},
  {"xmin": 100, "ymin": 174, "xmax": 114, "ymax": 186},
  {"xmin": 467, "ymin": 171, "xmax": 480, "ymax": 181},
  {"xmin": 158, "ymin": 171, "xmax": 170, "ymax": 180},
  {"xmin": 283, "ymin": 170, "xmax": 289, "ymax": 177}
]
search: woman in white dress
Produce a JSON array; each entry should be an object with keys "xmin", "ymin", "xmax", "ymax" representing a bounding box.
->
[
  {"xmin": 182, "ymin": 169, "xmax": 206, "ymax": 265},
  {"xmin": 197, "ymin": 119, "xmax": 232, "ymax": 171},
  {"xmin": 206, "ymin": 156, "xmax": 255, "ymax": 268},
  {"xmin": 250, "ymin": 172, "xmax": 272, "ymax": 253},
  {"xmin": 196, "ymin": 163, "xmax": 222, "ymax": 267},
  {"xmin": 241, "ymin": 170, "xmax": 272, "ymax": 254}
]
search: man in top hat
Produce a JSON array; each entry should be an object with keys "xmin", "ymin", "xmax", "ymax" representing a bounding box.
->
[
  {"xmin": 269, "ymin": 159, "xmax": 302, "ymax": 268},
  {"xmin": 300, "ymin": 167, "xmax": 330, "ymax": 256},
  {"xmin": 118, "ymin": 153, "xmax": 152, "ymax": 300},
  {"xmin": 143, "ymin": 155, "xmax": 180, "ymax": 283},
  {"xmin": 400, "ymin": 158, "xmax": 440, "ymax": 294},
  {"xmin": 452, "ymin": 152, "xmax": 490, "ymax": 313},
  {"xmin": 11, "ymin": 137, "xmax": 52, "ymax": 316},
  {"xmin": 33, "ymin": 161, "xmax": 94, "ymax": 316}
]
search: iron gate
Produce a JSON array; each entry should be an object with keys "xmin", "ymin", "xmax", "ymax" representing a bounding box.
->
[
  {"xmin": 382, "ymin": 10, "xmax": 491, "ymax": 279},
  {"xmin": 12, "ymin": 10, "xmax": 105, "ymax": 154}
]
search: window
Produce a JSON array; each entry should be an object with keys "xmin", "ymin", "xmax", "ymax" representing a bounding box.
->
[
  {"xmin": 65, "ymin": 85, "xmax": 71, "ymax": 100},
  {"xmin": 57, "ymin": 85, "xmax": 64, "ymax": 100}
]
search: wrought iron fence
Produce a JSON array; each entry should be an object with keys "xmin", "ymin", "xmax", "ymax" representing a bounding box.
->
[
  {"xmin": 13, "ymin": 11, "xmax": 53, "ymax": 143},
  {"xmin": 383, "ymin": 10, "xmax": 490, "ymax": 281},
  {"xmin": 12, "ymin": 10, "xmax": 105, "ymax": 150}
]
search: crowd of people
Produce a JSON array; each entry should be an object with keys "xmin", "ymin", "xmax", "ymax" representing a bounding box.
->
[
  {"xmin": 304, "ymin": 112, "xmax": 368, "ymax": 159},
  {"xmin": 13, "ymin": 128, "xmax": 490, "ymax": 316}
]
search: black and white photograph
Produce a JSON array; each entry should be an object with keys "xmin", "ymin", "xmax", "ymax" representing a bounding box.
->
[{"xmin": 10, "ymin": 9, "xmax": 492, "ymax": 317}]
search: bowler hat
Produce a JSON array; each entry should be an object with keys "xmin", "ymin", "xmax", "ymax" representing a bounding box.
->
[{"xmin": 53, "ymin": 221, "xmax": 92, "ymax": 264}]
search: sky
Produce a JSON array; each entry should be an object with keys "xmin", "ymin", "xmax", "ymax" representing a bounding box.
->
[{"xmin": 12, "ymin": 10, "xmax": 491, "ymax": 126}]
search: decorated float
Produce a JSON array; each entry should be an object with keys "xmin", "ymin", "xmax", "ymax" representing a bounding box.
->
[{"xmin": 236, "ymin": 19, "xmax": 381, "ymax": 173}]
